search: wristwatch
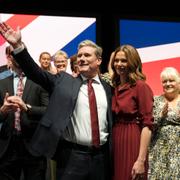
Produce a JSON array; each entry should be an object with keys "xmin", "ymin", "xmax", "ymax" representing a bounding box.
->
[{"xmin": 26, "ymin": 104, "xmax": 32, "ymax": 112}]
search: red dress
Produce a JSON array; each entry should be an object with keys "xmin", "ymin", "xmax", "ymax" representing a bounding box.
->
[{"xmin": 112, "ymin": 80, "xmax": 154, "ymax": 180}]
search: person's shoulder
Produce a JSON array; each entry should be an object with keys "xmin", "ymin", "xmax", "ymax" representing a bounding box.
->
[
  {"xmin": 49, "ymin": 67, "xmax": 57, "ymax": 74},
  {"xmin": 136, "ymin": 79, "xmax": 146, "ymax": 85},
  {"xmin": 0, "ymin": 74, "xmax": 12, "ymax": 83},
  {"xmin": 55, "ymin": 71, "xmax": 81, "ymax": 85},
  {"xmin": 101, "ymin": 78, "xmax": 114, "ymax": 95},
  {"xmin": 136, "ymin": 79, "xmax": 152, "ymax": 87},
  {"xmin": 154, "ymin": 95, "xmax": 163, "ymax": 101},
  {"xmin": 26, "ymin": 80, "xmax": 48, "ymax": 95},
  {"xmin": 101, "ymin": 78, "xmax": 112, "ymax": 87},
  {"xmin": 101, "ymin": 73, "xmax": 113, "ymax": 87},
  {"xmin": 136, "ymin": 79, "xmax": 149, "ymax": 88},
  {"xmin": 135, "ymin": 80, "xmax": 153, "ymax": 93},
  {"xmin": 0, "ymin": 70, "xmax": 12, "ymax": 80}
]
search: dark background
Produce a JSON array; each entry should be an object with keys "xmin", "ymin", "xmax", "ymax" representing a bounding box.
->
[{"xmin": 0, "ymin": 0, "xmax": 179, "ymax": 72}]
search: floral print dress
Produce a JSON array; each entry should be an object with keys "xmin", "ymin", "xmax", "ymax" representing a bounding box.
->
[{"xmin": 149, "ymin": 95, "xmax": 180, "ymax": 180}]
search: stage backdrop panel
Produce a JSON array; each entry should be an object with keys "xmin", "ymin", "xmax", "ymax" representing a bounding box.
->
[
  {"xmin": 119, "ymin": 19, "xmax": 180, "ymax": 95},
  {"xmin": 0, "ymin": 13, "xmax": 96, "ymax": 74}
]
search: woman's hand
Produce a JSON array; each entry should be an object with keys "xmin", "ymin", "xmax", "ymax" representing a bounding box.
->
[
  {"xmin": 161, "ymin": 102, "xmax": 168, "ymax": 118},
  {"xmin": 131, "ymin": 160, "xmax": 145, "ymax": 180}
]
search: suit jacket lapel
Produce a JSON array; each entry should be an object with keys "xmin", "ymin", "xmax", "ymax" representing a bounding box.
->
[
  {"xmin": 6, "ymin": 75, "xmax": 14, "ymax": 96},
  {"xmin": 72, "ymin": 76, "xmax": 83, "ymax": 102},
  {"xmin": 101, "ymin": 80, "xmax": 111, "ymax": 103},
  {"xmin": 22, "ymin": 79, "xmax": 32, "ymax": 101}
]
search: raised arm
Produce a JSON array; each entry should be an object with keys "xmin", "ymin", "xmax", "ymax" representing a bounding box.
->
[{"xmin": 0, "ymin": 22, "xmax": 56, "ymax": 93}]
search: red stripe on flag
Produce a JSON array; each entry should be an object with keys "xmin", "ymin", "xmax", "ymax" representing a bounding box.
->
[
  {"xmin": 143, "ymin": 57, "xmax": 180, "ymax": 95},
  {"xmin": 0, "ymin": 14, "xmax": 38, "ymax": 46}
]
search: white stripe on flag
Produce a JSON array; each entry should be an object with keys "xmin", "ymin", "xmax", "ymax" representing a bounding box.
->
[{"xmin": 137, "ymin": 42, "xmax": 180, "ymax": 63}]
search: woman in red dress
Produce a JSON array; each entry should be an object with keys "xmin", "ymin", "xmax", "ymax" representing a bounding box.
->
[{"xmin": 111, "ymin": 45, "xmax": 154, "ymax": 180}]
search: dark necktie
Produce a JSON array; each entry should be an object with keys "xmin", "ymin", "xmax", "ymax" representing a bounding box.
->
[
  {"xmin": 14, "ymin": 73, "xmax": 24, "ymax": 131},
  {"xmin": 87, "ymin": 79, "xmax": 100, "ymax": 147}
]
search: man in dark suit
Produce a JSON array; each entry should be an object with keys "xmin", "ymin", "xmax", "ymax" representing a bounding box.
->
[
  {"xmin": 0, "ymin": 45, "xmax": 49, "ymax": 180},
  {"xmin": 0, "ymin": 23, "xmax": 113, "ymax": 180}
]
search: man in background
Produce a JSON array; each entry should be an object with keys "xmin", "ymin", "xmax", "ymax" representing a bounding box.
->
[{"xmin": 0, "ymin": 45, "xmax": 49, "ymax": 180}]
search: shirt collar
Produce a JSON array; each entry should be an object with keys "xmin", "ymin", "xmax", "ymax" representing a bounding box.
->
[
  {"xmin": 13, "ymin": 72, "xmax": 18, "ymax": 78},
  {"xmin": 80, "ymin": 74, "xmax": 100, "ymax": 84},
  {"xmin": 13, "ymin": 72, "xmax": 25, "ymax": 78}
]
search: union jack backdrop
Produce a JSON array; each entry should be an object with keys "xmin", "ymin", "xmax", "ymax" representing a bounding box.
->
[
  {"xmin": 120, "ymin": 19, "xmax": 180, "ymax": 95},
  {"xmin": 0, "ymin": 13, "xmax": 96, "ymax": 68}
]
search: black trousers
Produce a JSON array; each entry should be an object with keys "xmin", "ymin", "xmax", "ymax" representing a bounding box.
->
[
  {"xmin": 55, "ymin": 140, "xmax": 110, "ymax": 180},
  {"xmin": 0, "ymin": 135, "xmax": 47, "ymax": 180}
]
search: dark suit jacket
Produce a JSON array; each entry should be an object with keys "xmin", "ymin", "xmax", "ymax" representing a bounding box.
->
[
  {"xmin": 0, "ymin": 74, "xmax": 49, "ymax": 158},
  {"xmin": 13, "ymin": 49, "xmax": 113, "ymax": 159}
]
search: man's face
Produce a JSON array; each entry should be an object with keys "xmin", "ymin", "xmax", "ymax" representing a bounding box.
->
[
  {"xmin": 77, "ymin": 46, "xmax": 101, "ymax": 78},
  {"xmin": 7, "ymin": 54, "xmax": 20, "ymax": 70},
  {"xmin": 6, "ymin": 54, "xmax": 13, "ymax": 69},
  {"xmin": 6, "ymin": 46, "xmax": 22, "ymax": 73}
]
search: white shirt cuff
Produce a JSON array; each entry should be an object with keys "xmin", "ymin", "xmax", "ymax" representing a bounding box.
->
[{"xmin": 13, "ymin": 44, "xmax": 25, "ymax": 54}]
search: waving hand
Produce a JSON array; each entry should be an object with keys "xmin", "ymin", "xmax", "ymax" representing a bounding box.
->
[{"xmin": 0, "ymin": 22, "xmax": 22, "ymax": 48}]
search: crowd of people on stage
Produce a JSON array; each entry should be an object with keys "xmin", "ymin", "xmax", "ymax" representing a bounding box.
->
[{"xmin": 0, "ymin": 22, "xmax": 179, "ymax": 180}]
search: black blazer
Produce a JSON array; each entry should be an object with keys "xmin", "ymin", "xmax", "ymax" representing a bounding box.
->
[
  {"xmin": 14, "ymin": 49, "xmax": 113, "ymax": 158},
  {"xmin": 0, "ymin": 75, "xmax": 49, "ymax": 158}
]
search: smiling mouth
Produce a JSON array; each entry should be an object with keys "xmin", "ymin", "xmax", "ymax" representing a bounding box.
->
[
  {"xmin": 166, "ymin": 85, "xmax": 173, "ymax": 88},
  {"xmin": 78, "ymin": 64, "xmax": 88, "ymax": 67},
  {"xmin": 117, "ymin": 67, "xmax": 126, "ymax": 72},
  {"xmin": 165, "ymin": 87, "xmax": 174, "ymax": 91},
  {"xmin": 57, "ymin": 65, "xmax": 65, "ymax": 68}
]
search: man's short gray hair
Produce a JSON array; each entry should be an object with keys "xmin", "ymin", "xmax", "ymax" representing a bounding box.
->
[{"xmin": 78, "ymin": 40, "xmax": 103, "ymax": 58}]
